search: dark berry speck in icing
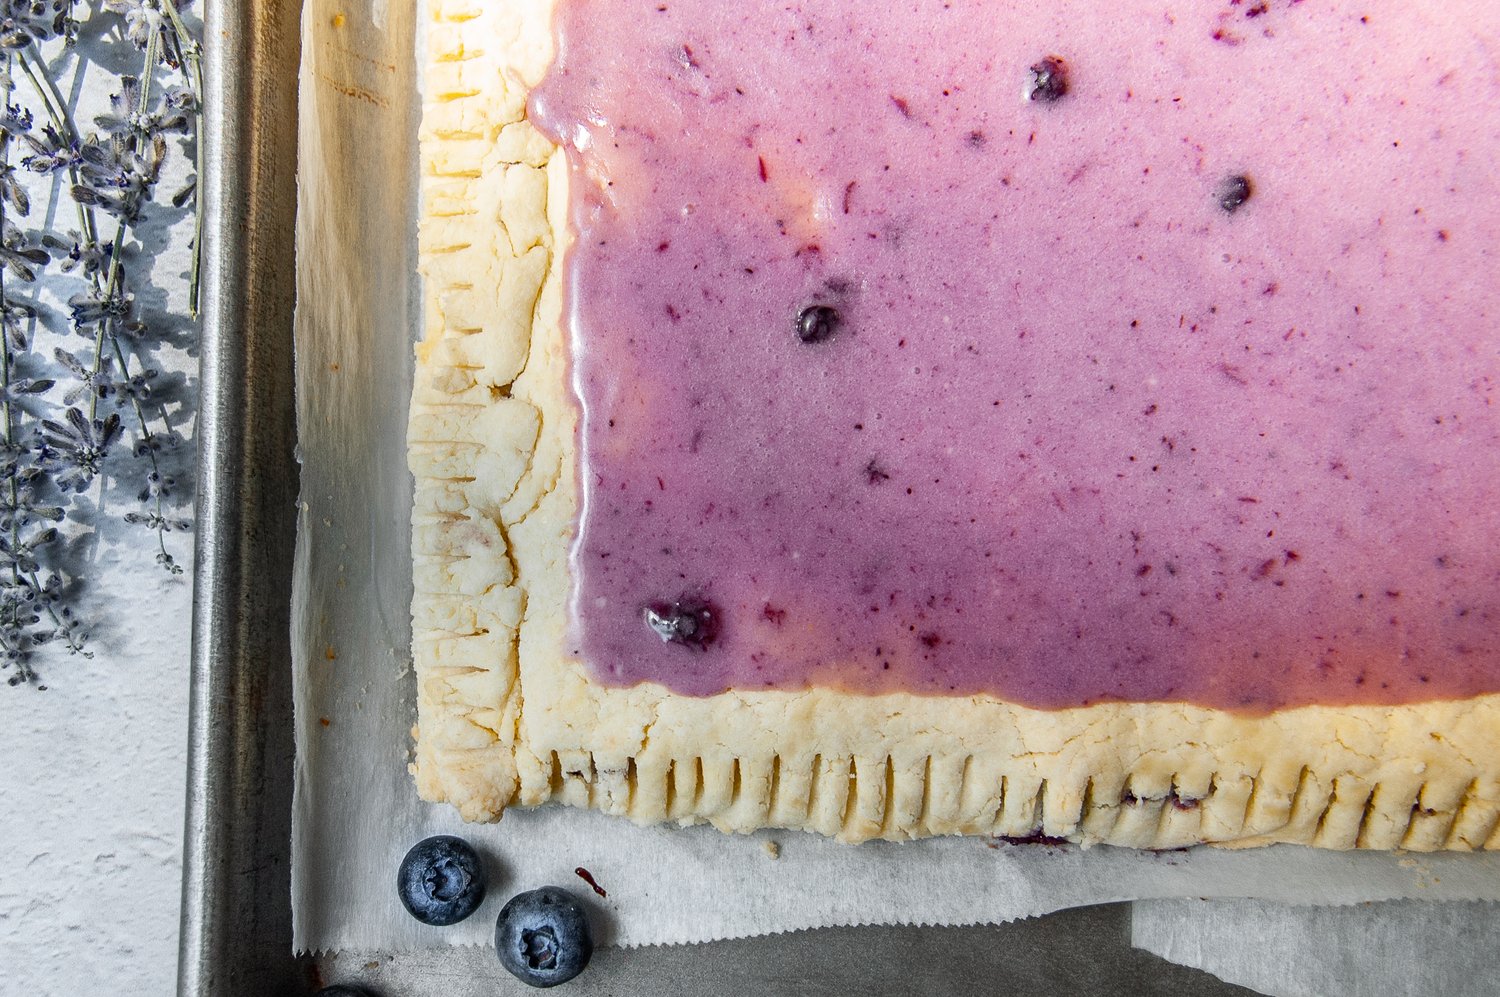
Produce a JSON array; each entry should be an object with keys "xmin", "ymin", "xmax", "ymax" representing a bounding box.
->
[{"xmin": 529, "ymin": 0, "xmax": 1500, "ymax": 711}]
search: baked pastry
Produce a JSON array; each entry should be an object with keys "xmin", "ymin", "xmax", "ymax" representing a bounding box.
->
[{"xmin": 409, "ymin": 0, "xmax": 1500, "ymax": 849}]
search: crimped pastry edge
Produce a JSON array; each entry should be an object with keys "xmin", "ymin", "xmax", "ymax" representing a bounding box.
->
[{"xmin": 407, "ymin": 0, "xmax": 1500, "ymax": 850}]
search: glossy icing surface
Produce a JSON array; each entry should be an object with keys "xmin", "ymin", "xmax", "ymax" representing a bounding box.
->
[{"xmin": 530, "ymin": 0, "xmax": 1500, "ymax": 709}]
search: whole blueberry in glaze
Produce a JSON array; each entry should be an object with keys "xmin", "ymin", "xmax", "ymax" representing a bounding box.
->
[
  {"xmin": 796, "ymin": 304, "xmax": 841, "ymax": 343},
  {"xmin": 397, "ymin": 834, "xmax": 487, "ymax": 926},
  {"xmin": 1025, "ymin": 56, "xmax": 1069, "ymax": 102},
  {"xmin": 494, "ymin": 886, "xmax": 594, "ymax": 988},
  {"xmin": 645, "ymin": 596, "xmax": 720, "ymax": 649},
  {"xmin": 1217, "ymin": 173, "xmax": 1253, "ymax": 213}
]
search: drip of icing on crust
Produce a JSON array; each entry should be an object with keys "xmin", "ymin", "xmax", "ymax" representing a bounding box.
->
[{"xmin": 530, "ymin": 0, "xmax": 1500, "ymax": 711}]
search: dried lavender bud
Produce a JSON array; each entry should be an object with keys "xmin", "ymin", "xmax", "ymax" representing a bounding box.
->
[
  {"xmin": 37, "ymin": 408, "xmax": 122, "ymax": 491},
  {"xmin": 0, "ymin": 0, "xmax": 78, "ymax": 48},
  {"xmin": 1025, "ymin": 56, "xmax": 1069, "ymax": 102},
  {"xmin": 1217, "ymin": 174, "xmax": 1253, "ymax": 213},
  {"xmin": 795, "ymin": 304, "xmax": 840, "ymax": 344},
  {"xmin": 644, "ymin": 597, "xmax": 720, "ymax": 649}
]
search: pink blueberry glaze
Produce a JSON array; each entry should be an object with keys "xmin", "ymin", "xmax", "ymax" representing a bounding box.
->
[{"xmin": 529, "ymin": 0, "xmax": 1500, "ymax": 710}]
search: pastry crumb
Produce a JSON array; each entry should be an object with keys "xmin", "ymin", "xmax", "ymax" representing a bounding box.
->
[{"xmin": 763, "ymin": 840, "xmax": 780, "ymax": 859}]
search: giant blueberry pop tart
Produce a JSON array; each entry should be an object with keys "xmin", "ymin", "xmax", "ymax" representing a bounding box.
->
[{"xmin": 409, "ymin": 0, "xmax": 1500, "ymax": 848}]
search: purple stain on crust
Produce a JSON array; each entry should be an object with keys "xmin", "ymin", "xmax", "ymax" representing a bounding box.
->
[{"xmin": 992, "ymin": 831, "xmax": 1072, "ymax": 847}]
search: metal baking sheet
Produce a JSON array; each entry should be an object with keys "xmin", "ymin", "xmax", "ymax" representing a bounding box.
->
[
  {"xmin": 178, "ymin": 0, "xmax": 307, "ymax": 990},
  {"xmin": 313, "ymin": 907, "xmax": 1260, "ymax": 996}
]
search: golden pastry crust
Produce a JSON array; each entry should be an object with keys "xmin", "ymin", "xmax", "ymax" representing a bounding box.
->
[{"xmin": 409, "ymin": 0, "xmax": 1500, "ymax": 849}]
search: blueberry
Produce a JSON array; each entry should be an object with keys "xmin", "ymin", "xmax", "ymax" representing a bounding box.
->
[
  {"xmin": 644, "ymin": 596, "xmax": 720, "ymax": 649},
  {"xmin": 396, "ymin": 834, "xmax": 487, "ymax": 926},
  {"xmin": 1217, "ymin": 174, "xmax": 1252, "ymax": 213},
  {"xmin": 795, "ymin": 304, "xmax": 840, "ymax": 344},
  {"xmin": 494, "ymin": 886, "xmax": 594, "ymax": 988},
  {"xmin": 1025, "ymin": 56, "xmax": 1069, "ymax": 102}
]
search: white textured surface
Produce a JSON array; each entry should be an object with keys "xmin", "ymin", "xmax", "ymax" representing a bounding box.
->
[{"xmin": 0, "ymin": 555, "xmax": 192, "ymax": 996}]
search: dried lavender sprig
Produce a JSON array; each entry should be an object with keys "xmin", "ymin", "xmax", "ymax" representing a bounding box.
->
[
  {"xmin": 92, "ymin": 29, "xmax": 186, "ymax": 571},
  {"xmin": 21, "ymin": 30, "xmax": 186, "ymax": 574},
  {"xmin": 157, "ymin": 0, "xmax": 200, "ymax": 316},
  {"xmin": 0, "ymin": 61, "xmax": 30, "ymax": 681},
  {"xmin": 15, "ymin": 46, "xmax": 97, "ymax": 246},
  {"xmin": 0, "ymin": 50, "xmax": 88, "ymax": 681},
  {"xmin": 107, "ymin": 27, "xmax": 186, "ymax": 573}
]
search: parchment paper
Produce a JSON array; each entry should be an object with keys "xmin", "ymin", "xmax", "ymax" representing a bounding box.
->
[{"xmin": 287, "ymin": 0, "xmax": 1500, "ymax": 968}]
